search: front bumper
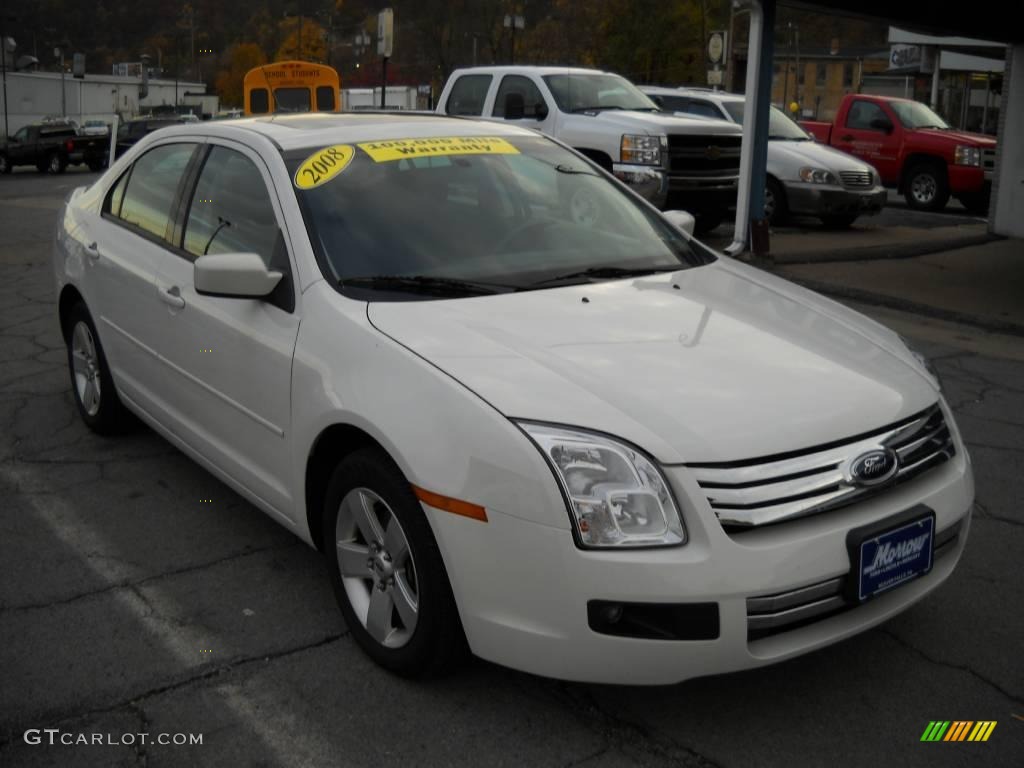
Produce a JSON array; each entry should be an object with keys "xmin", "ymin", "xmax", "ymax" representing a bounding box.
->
[
  {"xmin": 784, "ymin": 181, "xmax": 887, "ymax": 217},
  {"xmin": 423, "ymin": 429, "xmax": 973, "ymax": 685},
  {"xmin": 613, "ymin": 163, "xmax": 668, "ymax": 209}
]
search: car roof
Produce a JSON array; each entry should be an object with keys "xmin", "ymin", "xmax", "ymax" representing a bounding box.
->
[
  {"xmin": 149, "ymin": 112, "xmax": 542, "ymax": 152},
  {"xmin": 449, "ymin": 65, "xmax": 617, "ymax": 77}
]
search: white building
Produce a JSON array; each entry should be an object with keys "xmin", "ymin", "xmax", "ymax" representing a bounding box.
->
[{"xmin": 0, "ymin": 70, "xmax": 217, "ymax": 137}]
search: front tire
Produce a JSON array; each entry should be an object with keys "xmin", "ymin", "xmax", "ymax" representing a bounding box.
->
[
  {"xmin": 64, "ymin": 303, "xmax": 133, "ymax": 434},
  {"xmin": 764, "ymin": 177, "xmax": 788, "ymax": 225},
  {"xmin": 323, "ymin": 448, "xmax": 466, "ymax": 678},
  {"xmin": 903, "ymin": 162, "xmax": 949, "ymax": 211},
  {"xmin": 0, "ymin": 153, "xmax": 10, "ymax": 174}
]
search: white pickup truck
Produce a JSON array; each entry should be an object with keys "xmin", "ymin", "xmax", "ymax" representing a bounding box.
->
[{"xmin": 435, "ymin": 66, "xmax": 743, "ymax": 233}]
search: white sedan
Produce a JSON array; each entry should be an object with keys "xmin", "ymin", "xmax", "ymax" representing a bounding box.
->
[{"xmin": 53, "ymin": 114, "xmax": 973, "ymax": 684}]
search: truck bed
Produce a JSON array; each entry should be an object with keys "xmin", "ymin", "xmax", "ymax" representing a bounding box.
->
[{"xmin": 799, "ymin": 120, "xmax": 832, "ymax": 143}]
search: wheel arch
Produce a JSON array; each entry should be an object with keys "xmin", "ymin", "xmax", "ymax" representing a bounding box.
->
[
  {"xmin": 58, "ymin": 284, "xmax": 86, "ymax": 343},
  {"xmin": 572, "ymin": 147, "xmax": 614, "ymax": 171},
  {"xmin": 305, "ymin": 422, "xmax": 394, "ymax": 552},
  {"xmin": 899, "ymin": 153, "xmax": 946, "ymax": 192}
]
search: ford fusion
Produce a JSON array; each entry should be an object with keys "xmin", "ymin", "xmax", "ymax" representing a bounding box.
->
[{"xmin": 53, "ymin": 114, "xmax": 973, "ymax": 684}]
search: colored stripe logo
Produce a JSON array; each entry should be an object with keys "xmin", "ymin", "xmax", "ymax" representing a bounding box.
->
[{"xmin": 921, "ymin": 721, "xmax": 997, "ymax": 742}]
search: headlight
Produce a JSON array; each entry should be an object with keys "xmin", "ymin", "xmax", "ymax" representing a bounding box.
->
[
  {"xmin": 954, "ymin": 145, "xmax": 981, "ymax": 166},
  {"xmin": 620, "ymin": 134, "xmax": 664, "ymax": 166},
  {"xmin": 518, "ymin": 422, "xmax": 686, "ymax": 548},
  {"xmin": 798, "ymin": 166, "xmax": 837, "ymax": 184},
  {"xmin": 898, "ymin": 334, "xmax": 941, "ymax": 389}
]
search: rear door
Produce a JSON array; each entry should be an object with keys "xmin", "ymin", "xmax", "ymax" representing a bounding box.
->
[
  {"xmin": 833, "ymin": 99, "xmax": 901, "ymax": 182},
  {"xmin": 150, "ymin": 141, "xmax": 300, "ymax": 519},
  {"xmin": 83, "ymin": 141, "xmax": 202, "ymax": 411}
]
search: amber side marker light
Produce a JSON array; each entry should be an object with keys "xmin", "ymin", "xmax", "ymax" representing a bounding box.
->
[{"xmin": 412, "ymin": 485, "xmax": 488, "ymax": 523}]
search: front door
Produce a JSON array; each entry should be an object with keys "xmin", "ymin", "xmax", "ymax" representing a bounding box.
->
[
  {"xmin": 151, "ymin": 141, "xmax": 300, "ymax": 521},
  {"xmin": 835, "ymin": 99, "xmax": 901, "ymax": 183}
]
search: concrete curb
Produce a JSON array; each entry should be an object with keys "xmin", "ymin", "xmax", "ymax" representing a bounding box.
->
[
  {"xmin": 780, "ymin": 275, "xmax": 1024, "ymax": 337},
  {"xmin": 768, "ymin": 231, "xmax": 999, "ymax": 264}
]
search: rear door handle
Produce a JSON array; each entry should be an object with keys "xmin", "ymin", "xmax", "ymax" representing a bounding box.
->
[
  {"xmin": 159, "ymin": 285, "xmax": 186, "ymax": 310},
  {"xmin": 85, "ymin": 241, "xmax": 100, "ymax": 261}
]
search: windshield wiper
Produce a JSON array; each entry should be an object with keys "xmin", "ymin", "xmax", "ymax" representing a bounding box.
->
[
  {"xmin": 527, "ymin": 265, "xmax": 675, "ymax": 288},
  {"xmin": 570, "ymin": 105, "xmax": 624, "ymax": 113},
  {"xmin": 338, "ymin": 275, "xmax": 511, "ymax": 296}
]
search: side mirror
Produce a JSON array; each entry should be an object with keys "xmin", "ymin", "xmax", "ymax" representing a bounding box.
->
[
  {"xmin": 194, "ymin": 252, "xmax": 282, "ymax": 299},
  {"xmin": 535, "ymin": 102, "xmax": 549, "ymax": 121},
  {"xmin": 869, "ymin": 117, "xmax": 894, "ymax": 134},
  {"xmin": 663, "ymin": 210, "xmax": 695, "ymax": 237}
]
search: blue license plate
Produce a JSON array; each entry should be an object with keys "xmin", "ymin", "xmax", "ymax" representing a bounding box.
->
[{"xmin": 856, "ymin": 514, "xmax": 935, "ymax": 601}]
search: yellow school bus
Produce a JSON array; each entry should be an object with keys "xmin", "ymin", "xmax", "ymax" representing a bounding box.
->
[{"xmin": 243, "ymin": 61, "xmax": 341, "ymax": 115}]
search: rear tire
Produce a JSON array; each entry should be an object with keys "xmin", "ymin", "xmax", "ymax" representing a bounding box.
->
[
  {"xmin": 903, "ymin": 162, "xmax": 949, "ymax": 211},
  {"xmin": 64, "ymin": 303, "xmax": 133, "ymax": 434},
  {"xmin": 323, "ymin": 448, "xmax": 467, "ymax": 678}
]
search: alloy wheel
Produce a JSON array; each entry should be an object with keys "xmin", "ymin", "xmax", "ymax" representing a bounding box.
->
[
  {"xmin": 49, "ymin": 154, "xmax": 62, "ymax": 173},
  {"xmin": 911, "ymin": 172, "xmax": 937, "ymax": 205},
  {"xmin": 71, "ymin": 321, "xmax": 102, "ymax": 416},
  {"xmin": 335, "ymin": 487, "xmax": 419, "ymax": 648}
]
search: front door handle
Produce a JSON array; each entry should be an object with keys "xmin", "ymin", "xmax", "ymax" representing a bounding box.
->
[
  {"xmin": 159, "ymin": 285, "xmax": 186, "ymax": 310},
  {"xmin": 84, "ymin": 241, "xmax": 100, "ymax": 261}
]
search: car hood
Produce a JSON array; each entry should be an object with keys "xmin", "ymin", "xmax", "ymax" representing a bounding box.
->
[
  {"xmin": 918, "ymin": 127, "xmax": 997, "ymax": 147},
  {"xmin": 367, "ymin": 260, "xmax": 937, "ymax": 464},
  {"xmin": 588, "ymin": 110, "xmax": 741, "ymax": 136},
  {"xmin": 769, "ymin": 139, "xmax": 876, "ymax": 174}
]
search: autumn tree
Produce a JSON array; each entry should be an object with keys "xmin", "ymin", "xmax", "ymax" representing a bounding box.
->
[
  {"xmin": 214, "ymin": 43, "xmax": 267, "ymax": 108},
  {"xmin": 276, "ymin": 17, "xmax": 328, "ymax": 62}
]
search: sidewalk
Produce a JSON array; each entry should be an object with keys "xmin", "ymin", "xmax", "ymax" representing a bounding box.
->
[
  {"xmin": 773, "ymin": 238, "xmax": 1024, "ymax": 335},
  {"xmin": 768, "ymin": 222, "xmax": 993, "ymax": 264}
]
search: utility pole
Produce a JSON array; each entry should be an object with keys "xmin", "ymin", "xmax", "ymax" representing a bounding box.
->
[{"xmin": 1, "ymin": 17, "xmax": 9, "ymax": 138}]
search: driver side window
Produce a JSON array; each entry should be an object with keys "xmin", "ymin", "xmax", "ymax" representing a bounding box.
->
[
  {"xmin": 492, "ymin": 75, "xmax": 547, "ymax": 120},
  {"xmin": 846, "ymin": 100, "xmax": 887, "ymax": 131}
]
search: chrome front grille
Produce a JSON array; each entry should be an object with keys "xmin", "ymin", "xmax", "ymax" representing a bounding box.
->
[
  {"xmin": 839, "ymin": 170, "xmax": 873, "ymax": 188},
  {"xmin": 689, "ymin": 404, "xmax": 955, "ymax": 529},
  {"xmin": 746, "ymin": 518, "xmax": 964, "ymax": 641}
]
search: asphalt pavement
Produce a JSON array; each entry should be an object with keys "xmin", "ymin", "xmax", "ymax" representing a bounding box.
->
[{"xmin": 1, "ymin": 170, "xmax": 1021, "ymax": 767}]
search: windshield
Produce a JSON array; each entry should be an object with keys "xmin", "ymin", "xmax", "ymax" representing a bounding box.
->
[
  {"xmin": 889, "ymin": 101, "xmax": 949, "ymax": 130},
  {"xmin": 542, "ymin": 74, "xmax": 658, "ymax": 113},
  {"xmin": 289, "ymin": 135, "xmax": 710, "ymax": 301},
  {"xmin": 722, "ymin": 102, "xmax": 810, "ymax": 139}
]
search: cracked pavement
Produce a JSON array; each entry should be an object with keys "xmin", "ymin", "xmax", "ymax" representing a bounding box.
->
[{"xmin": 1, "ymin": 170, "xmax": 1021, "ymax": 767}]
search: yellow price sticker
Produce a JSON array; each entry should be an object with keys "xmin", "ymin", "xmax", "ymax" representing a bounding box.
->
[
  {"xmin": 357, "ymin": 136, "xmax": 520, "ymax": 163},
  {"xmin": 294, "ymin": 145, "xmax": 355, "ymax": 189}
]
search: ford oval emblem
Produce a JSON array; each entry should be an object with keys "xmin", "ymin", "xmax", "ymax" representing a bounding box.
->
[{"xmin": 849, "ymin": 449, "xmax": 898, "ymax": 487}]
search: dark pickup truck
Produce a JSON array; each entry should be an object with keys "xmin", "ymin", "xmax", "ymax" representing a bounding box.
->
[{"xmin": 0, "ymin": 124, "xmax": 109, "ymax": 175}]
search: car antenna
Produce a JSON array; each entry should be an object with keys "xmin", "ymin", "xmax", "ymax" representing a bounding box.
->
[{"xmin": 259, "ymin": 64, "xmax": 279, "ymax": 115}]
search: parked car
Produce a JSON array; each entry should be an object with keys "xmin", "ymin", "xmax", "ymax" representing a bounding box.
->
[
  {"xmin": 800, "ymin": 94, "xmax": 996, "ymax": 213},
  {"xmin": 436, "ymin": 66, "xmax": 743, "ymax": 234},
  {"xmin": 81, "ymin": 120, "xmax": 111, "ymax": 137},
  {"xmin": 0, "ymin": 123, "xmax": 109, "ymax": 174},
  {"xmin": 114, "ymin": 116, "xmax": 189, "ymax": 158},
  {"xmin": 641, "ymin": 87, "xmax": 887, "ymax": 228},
  {"xmin": 54, "ymin": 114, "xmax": 972, "ymax": 684}
]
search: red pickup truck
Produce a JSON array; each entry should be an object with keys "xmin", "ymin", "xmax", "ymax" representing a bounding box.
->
[{"xmin": 801, "ymin": 94, "xmax": 996, "ymax": 213}]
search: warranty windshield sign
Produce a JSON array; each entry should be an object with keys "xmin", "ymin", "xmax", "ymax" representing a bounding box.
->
[{"xmin": 357, "ymin": 136, "xmax": 520, "ymax": 162}]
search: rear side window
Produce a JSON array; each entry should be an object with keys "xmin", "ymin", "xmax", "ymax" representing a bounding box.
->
[
  {"xmin": 183, "ymin": 146, "xmax": 280, "ymax": 266},
  {"xmin": 445, "ymin": 75, "xmax": 492, "ymax": 116},
  {"xmin": 492, "ymin": 75, "xmax": 546, "ymax": 118},
  {"xmin": 117, "ymin": 143, "xmax": 196, "ymax": 242}
]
